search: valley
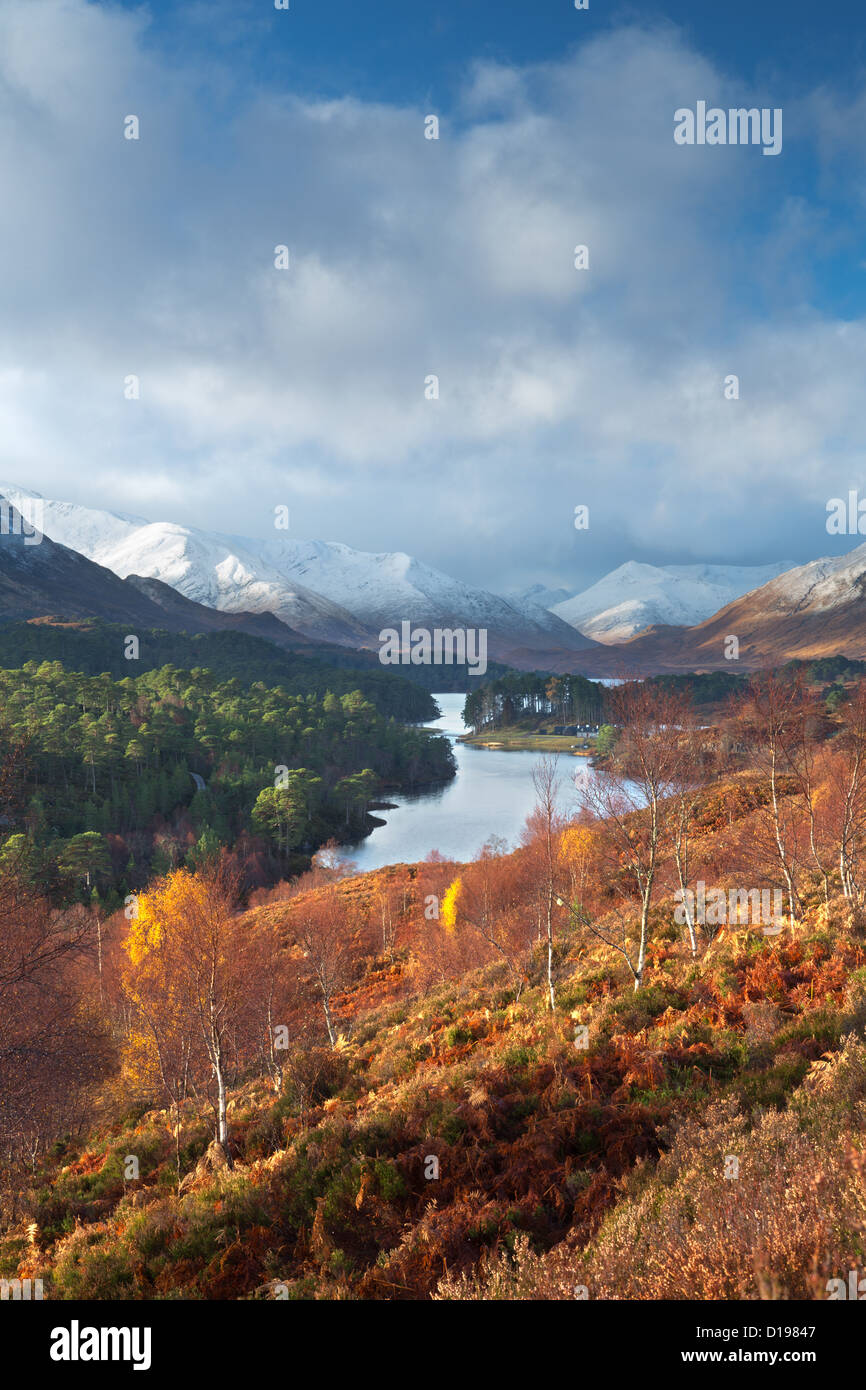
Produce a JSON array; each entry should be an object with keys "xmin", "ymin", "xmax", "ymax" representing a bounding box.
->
[
  {"xmin": 4, "ymin": 665, "xmax": 866, "ymax": 1306},
  {"xmin": 4, "ymin": 484, "xmax": 866, "ymax": 1311}
]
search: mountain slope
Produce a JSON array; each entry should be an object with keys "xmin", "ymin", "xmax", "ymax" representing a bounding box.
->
[
  {"xmin": 0, "ymin": 495, "xmax": 352, "ymax": 656},
  {"xmin": 0, "ymin": 484, "xmax": 598, "ymax": 665},
  {"xmin": 10, "ymin": 846, "xmax": 864, "ymax": 1304},
  {"xmin": 566, "ymin": 544, "xmax": 866, "ymax": 674},
  {"xmin": 0, "ymin": 504, "xmax": 183, "ymax": 627},
  {"xmin": 552, "ymin": 560, "xmax": 795, "ymax": 643},
  {"xmin": 502, "ymin": 582, "xmax": 574, "ymax": 610},
  {"xmin": 0, "ymin": 485, "xmax": 376, "ymax": 649}
]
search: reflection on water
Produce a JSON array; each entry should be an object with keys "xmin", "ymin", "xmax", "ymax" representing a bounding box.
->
[{"xmin": 345, "ymin": 692, "xmax": 603, "ymax": 872}]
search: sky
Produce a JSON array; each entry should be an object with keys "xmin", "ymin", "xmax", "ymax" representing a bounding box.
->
[{"xmin": 3, "ymin": 0, "xmax": 866, "ymax": 596}]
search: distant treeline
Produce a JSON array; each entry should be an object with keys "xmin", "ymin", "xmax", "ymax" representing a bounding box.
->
[
  {"xmin": 785, "ymin": 656, "xmax": 866, "ymax": 682},
  {"xmin": 645, "ymin": 671, "xmax": 748, "ymax": 705},
  {"xmin": 0, "ymin": 620, "xmax": 438, "ymax": 722},
  {"xmin": 650, "ymin": 660, "xmax": 866, "ymax": 707},
  {"xmin": 462, "ymin": 663, "xmax": 861, "ymax": 732}
]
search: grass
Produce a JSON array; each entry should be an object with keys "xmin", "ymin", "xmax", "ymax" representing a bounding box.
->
[{"xmin": 458, "ymin": 726, "xmax": 597, "ymax": 753}]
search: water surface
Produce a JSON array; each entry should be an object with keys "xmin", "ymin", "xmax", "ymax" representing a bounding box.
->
[{"xmin": 345, "ymin": 692, "xmax": 601, "ymax": 871}]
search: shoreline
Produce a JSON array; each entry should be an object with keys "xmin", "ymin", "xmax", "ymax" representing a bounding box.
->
[{"xmin": 458, "ymin": 729, "xmax": 597, "ymax": 754}]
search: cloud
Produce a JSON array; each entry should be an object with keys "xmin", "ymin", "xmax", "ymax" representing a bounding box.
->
[{"xmin": 0, "ymin": 0, "xmax": 862, "ymax": 591}]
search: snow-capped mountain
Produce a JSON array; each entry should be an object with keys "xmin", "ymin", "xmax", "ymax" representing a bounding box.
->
[
  {"xmin": 251, "ymin": 537, "xmax": 588, "ymax": 646},
  {"xmin": 0, "ymin": 493, "xmax": 303, "ymax": 640},
  {"xmin": 11, "ymin": 478, "xmax": 866, "ymax": 676},
  {"xmin": 738, "ymin": 543, "xmax": 866, "ymax": 615},
  {"xmin": 551, "ymin": 560, "xmax": 795, "ymax": 643},
  {"xmin": 0, "ymin": 484, "xmax": 595, "ymax": 663},
  {"xmin": 0, "ymin": 485, "xmax": 377, "ymax": 647},
  {"xmin": 561, "ymin": 544, "xmax": 866, "ymax": 675}
]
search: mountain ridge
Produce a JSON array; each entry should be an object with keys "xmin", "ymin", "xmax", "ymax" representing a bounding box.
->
[
  {"xmin": 0, "ymin": 484, "xmax": 598, "ymax": 666},
  {"xmin": 562, "ymin": 543, "xmax": 866, "ymax": 674}
]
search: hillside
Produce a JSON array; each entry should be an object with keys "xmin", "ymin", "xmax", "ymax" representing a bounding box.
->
[
  {"xmin": 4, "ymin": 856, "xmax": 865, "ymax": 1302},
  {"xmin": 5, "ymin": 672, "xmax": 866, "ymax": 1301},
  {"xmin": 5, "ymin": 667, "xmax": 866, "ymax": 1303},
  {"xmin": 0, "ymin": 503, "xmax": 358, "ymax": 656}
]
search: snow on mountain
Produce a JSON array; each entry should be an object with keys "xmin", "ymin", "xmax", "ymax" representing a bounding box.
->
[
  {"xmin": 253, "ymin": 537, "xmax": 589, "ymax": 645},
  {"xmin": 0, "ymin": 484, "xmax": 593, "ymax": 656},
  {"xmin": 0, "ymin": 492, "xmax": 213, "ymax": 628},
  {"xmin": 552, "ymin": 560, "xmax": 796, "ymax": 643},
  {"xmin": 739, "ymin": 543, "xmax": 866, "ymax": 615},
  {"xmin": 0, "ymin": 484, "xmax": 374, "ymax": 647},
  {"xmin": 579, "ymin": 541, "xmax": 866, "ymax": 674},
  {"xmin": 504, "ymin": 582, "xmax": 575, "ymax": 610}
]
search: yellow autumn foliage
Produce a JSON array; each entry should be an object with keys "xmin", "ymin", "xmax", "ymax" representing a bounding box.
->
[
  {"xmin": 441, "ymin": 877, "xmax": 462, "ymax": 934},
  {"xmin": 558, "ymin": 824, "xmax": 595, "ymax": 865},
  {"xmin": 124, "ymin": 869, "xmax": 211, "ymax": 965},
  {"xmin": 121, "ymin": 869, "xmax": 212, "ymax": 1099}
]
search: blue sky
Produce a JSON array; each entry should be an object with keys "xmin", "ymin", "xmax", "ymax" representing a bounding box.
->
[
  {"xmin": 3, "ymin": 0, "xmax": 866, "ymax": 594},
  {"xmin": 122, "ymin": 0, "xmax": 866, "ymax": 103}
]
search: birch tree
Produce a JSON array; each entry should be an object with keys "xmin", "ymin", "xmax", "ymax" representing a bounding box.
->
[
  {"xmin": 578, "ymin": 683, "xmax": 684, "ymax": 990},
  {"xmin": 525, "ymin": 757, "xmax": 565, "ymax": 1010},
  {"xmin": 122, "ymin": 863, "xmax": 255, "ymax": 1156},
  {"xmin": 736, "ymin": 674, "xmax": 805, "ymax": 929}
]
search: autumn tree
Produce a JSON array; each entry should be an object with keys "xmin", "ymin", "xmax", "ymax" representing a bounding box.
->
[
  {"xmin": 782, "ymin": 688, "xmax": 834, "ymax": 906},
  {"xmin": 817, "ymin": 680, "xmax": 866, "ymax": 902},
  {"xmin": 558, "ymin": 823, "xmax": 598, "ymax": 918},
  {"xmin": 664, "ymin": 700, "xmax": 710, "ymax": 955},
  {"xmin": 245, "ymin": 920, "xmax": 316, "ymax": 1098},
  {"xmin": 578, "ymin": 682, "xmax": 686, "ymax": 990},
  {"xmin": 439, "ymin": 840, "xmax": 533, "ymax": 996},
  {"xmin": 523, "ymin": 757, "xmax": 566, "ymax": 1010},
  {"xmin": 411, "ymin": 855, "xmax": 469, "ymax": 990},
  {"xmin": 121, "ymin": 862, "xmax": 257, "ymax": 1154},
  {"xmin": 0, "ymin": 874, "xmax": 110, "ymax": 1213},
  {"xmin": 734, "ymin": 673, "xmax": 807, "ymax": 927},
  {"xmin": 293, "ymin": 893, "xmax": 359, "ymax": 1046},
  {"xmin": 372, "ymin": 870, "xmax": 413, "ymax": 961}
]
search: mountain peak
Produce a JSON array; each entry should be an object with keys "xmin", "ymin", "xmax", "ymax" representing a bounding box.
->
[{"xmin": 552, "ymin": 559, "xmax": 797, "ymax": 643}]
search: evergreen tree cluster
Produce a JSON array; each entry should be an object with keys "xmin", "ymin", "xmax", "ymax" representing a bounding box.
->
[
  {"xmin": 0, "ymin": 621, "xmax": 439, "ymax": 721},
  {"xmin": 463, "ymin": 672, "xmax": 605, "ymax": 732},
  {"xmin": 0, "ymin": 659, "xmax": 455, "ymax": 896}
]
